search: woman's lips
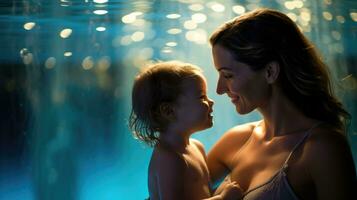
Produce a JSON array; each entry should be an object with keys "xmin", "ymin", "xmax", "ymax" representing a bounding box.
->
[{"xmin": 231, "ymin": 97, "xmax": 239, "ymax": 104}]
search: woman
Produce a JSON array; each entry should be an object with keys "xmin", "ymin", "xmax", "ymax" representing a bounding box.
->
[{"xmin": 207, "ymin": 8, "xmax": 356, "ymax": 200}]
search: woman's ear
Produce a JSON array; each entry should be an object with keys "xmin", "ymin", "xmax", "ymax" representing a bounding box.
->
[{"xmin": 265, "ymin": 61, "xmax": 280, "ymax": 84}]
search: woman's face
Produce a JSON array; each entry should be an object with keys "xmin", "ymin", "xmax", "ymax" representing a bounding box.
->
[{"xmin": 211, "ymin": 44, "xmax": 270, "ymax": 114}]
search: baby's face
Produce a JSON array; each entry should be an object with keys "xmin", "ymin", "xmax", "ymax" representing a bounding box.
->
[{"xmin": 174, "ymin": 75, "xmax": 214, "ymax": 133}]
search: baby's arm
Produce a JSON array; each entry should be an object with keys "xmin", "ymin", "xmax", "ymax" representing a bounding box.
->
[
  {"xmin": 204, "ymin": 181, "xmax": 243, "ymax": 200},
  {"xmin": 155, "ymin": 150, "xmax": 186, "ymax": 200},
  {"xmin": 213, "ymin": 174, "xmax": 238, "ymax": 196}
]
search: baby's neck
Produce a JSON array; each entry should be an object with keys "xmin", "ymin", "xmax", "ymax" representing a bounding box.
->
[{"xmin": 159, "ymin": 131, "xmax": 191, "ymax": 153}]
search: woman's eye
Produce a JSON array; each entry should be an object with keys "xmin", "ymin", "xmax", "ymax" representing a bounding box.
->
[{"xmin": 223, "ymin": 74, "xmax": 233, "ymax": 79}]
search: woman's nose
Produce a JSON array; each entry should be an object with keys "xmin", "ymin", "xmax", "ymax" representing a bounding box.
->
[{"xmin": 216, "ymin": 79, "xmax": 227, "ymax": 95}]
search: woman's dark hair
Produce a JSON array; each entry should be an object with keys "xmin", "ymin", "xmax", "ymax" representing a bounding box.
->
[
  {"xmin": 129, "ymin": 61, "xmax": 203, "ymax": 146},
  {"xmin": 210, "ymin": 8, "xmax": 350, "ymax": 132}
]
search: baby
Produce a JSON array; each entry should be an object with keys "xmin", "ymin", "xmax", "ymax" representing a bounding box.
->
[{"xmin": 129, "ymin": 61, "xmax": 242, "ymax": 200}]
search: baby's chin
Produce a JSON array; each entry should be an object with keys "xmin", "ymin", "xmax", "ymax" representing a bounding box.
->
[{"xmin": 201, "ymin": 121, "xmax": 214, "ymax": 131}]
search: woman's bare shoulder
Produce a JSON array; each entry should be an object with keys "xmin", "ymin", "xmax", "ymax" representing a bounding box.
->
[
  {"xmin": 302, "ymin": 126, "xmax": 357, "ymax": 198},
  {"xmin": 304, "ymin": 126, "xmax": 351, "ymax": 161},
  {"xmin": 302, "ymin": 126, "xmax": 355, "ymax": 176}
]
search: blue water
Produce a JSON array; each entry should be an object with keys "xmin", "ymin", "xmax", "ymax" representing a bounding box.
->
[{"xmin": 1, "ymin": 0, "xmax": 356, "ymax": 199}]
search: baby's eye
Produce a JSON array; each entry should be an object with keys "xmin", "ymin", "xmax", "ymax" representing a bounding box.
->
[{"xmin": 200, "ymin": 95, "xmax": 207, "ymax": 99}]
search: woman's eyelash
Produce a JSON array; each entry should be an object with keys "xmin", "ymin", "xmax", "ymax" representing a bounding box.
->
[{"xmin": 223, "ymin": 74, "xmax": 233, "ymax": 79}]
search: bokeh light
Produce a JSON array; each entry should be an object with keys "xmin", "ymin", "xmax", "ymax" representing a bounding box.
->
[{"xmin": 1, "ymin": 1, "xmax": 357, "ymax": 200}]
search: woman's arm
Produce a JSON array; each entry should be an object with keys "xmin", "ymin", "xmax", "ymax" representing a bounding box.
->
[
  {"xmin": 207, "ymin": 123, "xmax": 255, "ymax": 185},
  {"xmin": 306, "ymin": 131, "xmax": 357, "ymax": 200}
]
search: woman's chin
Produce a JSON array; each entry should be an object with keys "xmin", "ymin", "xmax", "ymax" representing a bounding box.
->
[{"xmin": 235, "ymin": 106, "xmax": 252, "ymax": 115}]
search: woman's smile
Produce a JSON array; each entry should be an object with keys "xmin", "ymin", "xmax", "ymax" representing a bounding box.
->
[{"xmin": 228, "ymin": 94, "xmax": 240, "ymax": 104}]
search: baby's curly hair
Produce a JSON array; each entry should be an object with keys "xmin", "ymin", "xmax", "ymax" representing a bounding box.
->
[{"xmin": 129, "ymin": 61, "xmax": 203, "ymax": 147}]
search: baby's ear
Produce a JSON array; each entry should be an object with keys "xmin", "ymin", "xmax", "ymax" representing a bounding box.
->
[
  {"xmin": 159, "ymin": 102, "xmax": 175, "ymax": 121},
  {"xmin": 265, "ymin": 61, "xmax": 280, "ymax": 84}
]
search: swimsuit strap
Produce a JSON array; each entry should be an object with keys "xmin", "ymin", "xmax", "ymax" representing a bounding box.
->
[{"xmin": 282, "ymin": 122, "xmax": 323, "ymax": 168}]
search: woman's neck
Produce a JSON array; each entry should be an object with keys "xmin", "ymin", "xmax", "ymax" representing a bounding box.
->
[{"xmin": 257, "ymin": 89, "xmax": 318, "ymax": 140}]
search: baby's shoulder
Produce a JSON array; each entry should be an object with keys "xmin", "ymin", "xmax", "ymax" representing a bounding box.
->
[
  {"xmin": 152, "ymin": 146, "xmax": 187, "ymax": 171},
  {"xmin": 190, "ymin": 138, "xmax": 205, "ymax": 153}
]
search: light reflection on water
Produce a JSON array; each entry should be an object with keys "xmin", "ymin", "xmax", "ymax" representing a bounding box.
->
[{"xmin": 1, "ymin": 0, "xmax": 356, "ymax": 199}]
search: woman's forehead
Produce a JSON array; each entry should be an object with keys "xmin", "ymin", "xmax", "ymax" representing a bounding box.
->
[{"xmin": 212, "ymin": 45, "xmax": 236, "ymax": 70}]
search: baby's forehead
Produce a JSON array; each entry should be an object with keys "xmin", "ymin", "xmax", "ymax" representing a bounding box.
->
[{"xmin": 180, "ymin": 75, "xmax": 207, "ymax": 91}]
